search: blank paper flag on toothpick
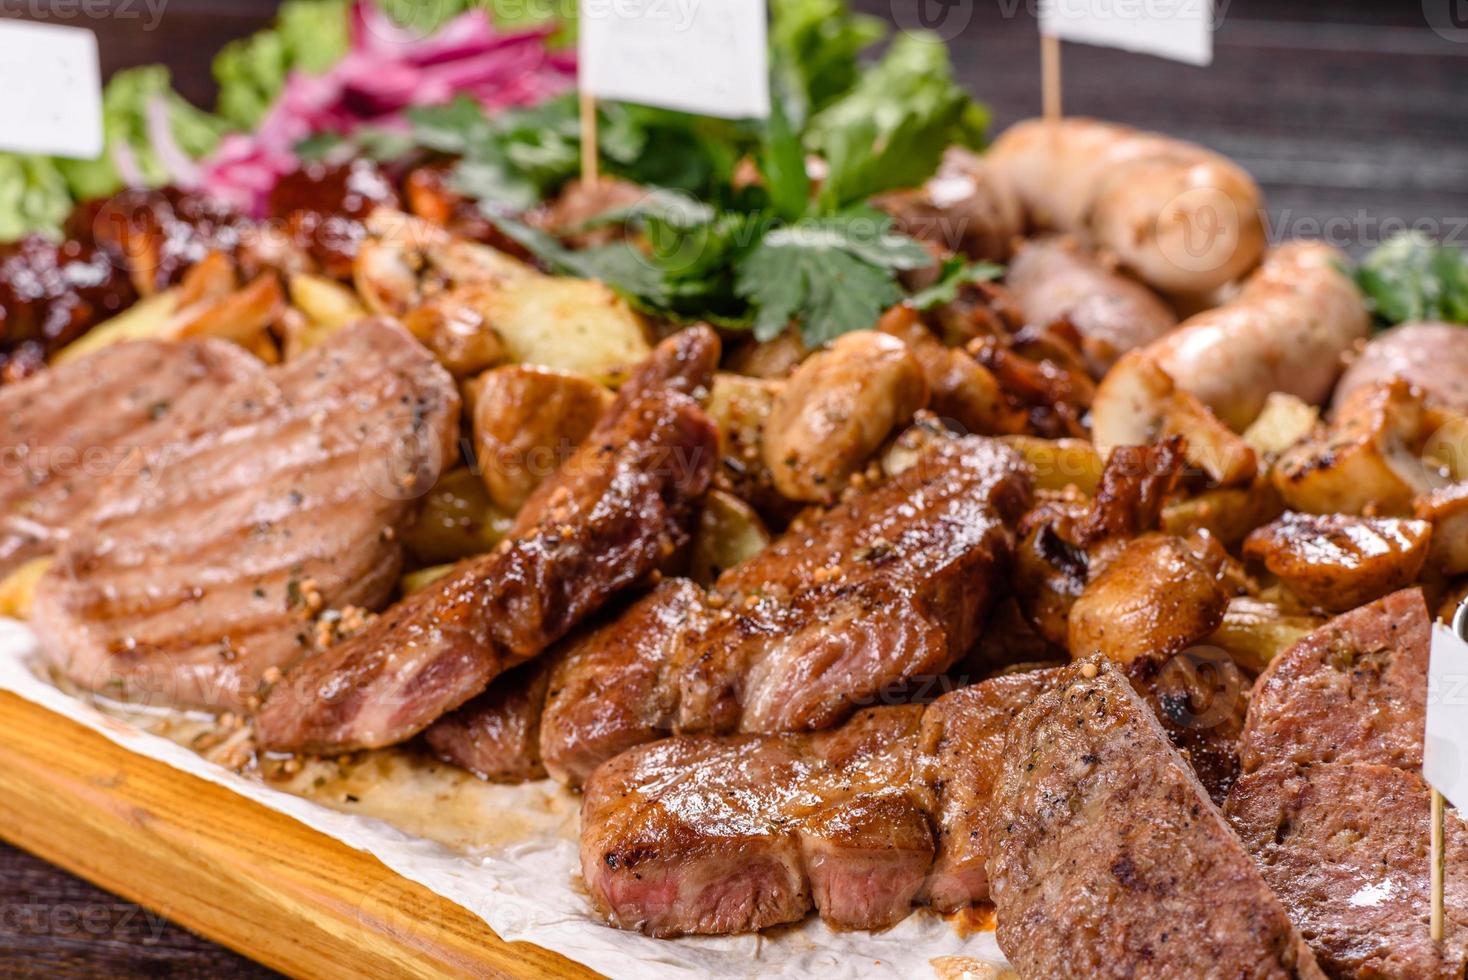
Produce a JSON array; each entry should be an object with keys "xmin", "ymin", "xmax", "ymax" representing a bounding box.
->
[
  {"xmin": 1426, "ymin": 622, "xmax": 1468, "ymax": 811},
  {"xmin": 579, "ymin": 0, "xmax": 770, "ymax": 119},
  {"xmin": 0, "ymin": 21, "xmax": 102, "ymax": 158},
  {"xmin": 1039, "ymin": 0, "xmax": 1214, "ymax": 66}
]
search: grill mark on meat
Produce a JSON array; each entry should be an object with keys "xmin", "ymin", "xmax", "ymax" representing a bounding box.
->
[
  {"xmin": 254, "ymin": 329, "xmax": 720, "ymax": 754},
  {"xmin": 535, "ymin": 436, "xmax": 1031, "ymax": 788},
  {"xmin": 0, "ymin": 338, "xmax": 262, "ymax": 576},
  {"xmin": 29, "ymin": 320, "xmax": 458, "ymax": 711},
  {"xmin": 577, "ymin": 670, "xmax": 1060, "ymax": 937},
  {"xmin": 987, "ymin": 659, "xmax": 1325, "ymax": 979},
  {"xmin": 1225, "ymin": 589, "xmax": 1468, "ymax": 976}
]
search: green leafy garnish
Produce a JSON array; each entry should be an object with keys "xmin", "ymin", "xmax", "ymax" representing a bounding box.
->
[
  {"xmin": 0, "ymin": 155, "xmax": 73, "ymax": 241},
  {"xmin": 214, "ymin": 0, "xmax": 351, "ymax": 130},
  {"xmin": 1356, "ymin": 232, "xmax": 1468, "ymax": 326},
  {"xmin": 907, "ymin": 257, "xmax": 1005, "ymax": 311}
]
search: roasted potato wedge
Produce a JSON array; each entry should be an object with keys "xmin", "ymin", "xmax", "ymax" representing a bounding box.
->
[
  {"xmin": 472, "ymin": 364, "xmax": 612, "ymax": 513},
  {"xmin": 404, "ymin": 467, "xmax": 514, "ymax": 566},
  {"xmin": 403, "ymin": 285, "xmax": 510, "ymax": 378},
  {"xmin": 354, "ymin": 208, "xmax": 535, "ymax": 319},
  {"xmin": 401, "ymin": 563, "xmax": 456, "ymax": 596},
  {"xmin": 1416, "ymin": 483, "xmax": 1468, "ymax": 577},
  {"xmin": 1274, "ymin": 380, "xmax": 1446, "ymax": 516},
  {"xmin": 1001, "ymin": 435, "xmax": 1104, "ymax": 495},
  {"xmin": 288, "ymin": 272, "xmax": 368, "ymax": 349},
  {"xmin": 53, "ymin": 290, "xmax": 180, "ymax": 363},
  {"xmin": 705, "ymin": 371, "xmax": 791, "ymax": 514},
  {"xmin": 1205, "ymin": 597, "xmax": 1322, "ymax": 675},
  {"xmin": 1242, "ymin": 392, "xmax": 1319, "ymax": 457},
  {"xmin": 1243, "ymin": 511, "xmax": 1432, "ymax": 613},
  {"xmin": 0, "ymin": 557, "xmax": 52, "ymax": 620},
  {"xmin": 1161, "ymin": 480, "xmax": 1285, "ymax": 549},
  {"xmin": 481, "ymin": 277, "xmax": 652, "ymax": 385},
  {"xmin": 689, "ymin": 489, "xmax": 771, "ymax": 587}
]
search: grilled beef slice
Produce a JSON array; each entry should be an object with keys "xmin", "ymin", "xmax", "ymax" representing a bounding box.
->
[
  {"xmin": 423, "ymin": 656, "xmax": 557, "ymax": 782},
  {"xmin": 987, "ymin": 659, "xmax": 1324, "ymax": 980},
  {"xmin": 29, "ymin": 320, "xmax": 458, "ymax": 710},
  {"xmin": 255, "ymin": 330, "xmax": 719, "ymax": 753},
  {"xmin": 537, "ymin": 435, "xmax": 1032, "ymax": 787},
  {"xmin": 917, "ymin": 668, "xmax": 1060, "ymax": 913},
  {"xmin": 580, "ymin": 705, "xmax": 931, "ymax": 937},
  {"xmin": 0, "ymin": 338, "xmax": 261, "ymax": 577},
  {"xmin": 1225, "ymin": 589, "xmax": 1468, "ymax": 977},
  {"xmin": 578, "ymin": 670, "xmax": 1061, "ymax": 936}
]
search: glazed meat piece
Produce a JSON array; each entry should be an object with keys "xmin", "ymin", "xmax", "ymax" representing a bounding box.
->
[
  {"xmin": 917, "ymin": 669, "xmax": 1060, "ymax": 912},
  {"xmin": 1238, "ymin": 589, "xmax": 1429, "ymax": 774},
  {"xmin": 0, "ymin": 338, "xmax": 261, "ymax": 578},
  {"xmin": 539, "ymin": 435, "xmax": 1032, "ymax": 786},
  {"xmin": 267, "ymin": 159, "xmax": 401, "ymax": 280},
  {"xmin": 0, "ymin": 234, "xmax": 138, "ymax": 381},
  {"xmin": 72, "ymin": 187, "xmax": 251, "ymax": 295},
  {"xmin": 987, "ymin": 659, "xmax": 1324, "ymax": 980},
  {"xmin": 537, "ymin": 579, "xmax": 710, "ymax": 787},
  {"xmin": 29, "ymin": 320, "xmax": 459, "ymax": 710},
  {"xmin": 423, "ymin": 657, "xmax": 556, "ymax": 783},
  {"xmin": 1227, "ymin": 762, "xmax": 1468, "ymax": 978},
  {"xmin": 1243, "ymin": 512, "xmax": 1432, "ymax": 613},
  {"xmin": 1005, "ymin": 237, "xmax": 1177, "ymax": 376},
  {"xmin": 255, "ymin": 330, "xmax": 720, "ymax": 753},
  {"xmin": 580, "ymin": 705, "xmax": 930, "ymax": 937},
  {"xmin": 683, "ymin": 436, "xmax": 1030, "ymax": 733}
]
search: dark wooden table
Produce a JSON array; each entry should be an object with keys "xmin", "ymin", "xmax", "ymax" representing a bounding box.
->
[{"xmin": 3, "ymin": 0, "xmax": 1466, "ymax": 976}]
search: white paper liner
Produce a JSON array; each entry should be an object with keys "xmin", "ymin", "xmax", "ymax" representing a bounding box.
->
[{"xmin": 0, "ymin": 618, "xmax": 1008, "ymax": 979}]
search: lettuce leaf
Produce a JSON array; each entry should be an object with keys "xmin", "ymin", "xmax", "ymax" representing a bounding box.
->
[
  {"xmin": 0, "ymin": 154, "xmax": 73, "ymax": 242},
  {"xmin": 214, "ymin": 0, "xmax": 351, "ymax": 129}
]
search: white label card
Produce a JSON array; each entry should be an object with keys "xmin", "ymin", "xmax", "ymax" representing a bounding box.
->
[
  {"xmin": 0, "ymin": 20, "xmax": 103, "ymax": 159},
  {"xmin": 1425, "ymin": 622, "xmax": 1468, "ymax": 811},
  {"xmin": 1039, "ymin": 0, "xmax": 1214, "ymax": 67},
  {"xmin": 579, "ymin": 0, "xmax": 769, "ymax": 119}
]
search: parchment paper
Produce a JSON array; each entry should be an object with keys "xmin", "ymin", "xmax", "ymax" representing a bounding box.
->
[{"xmin": 0, "ymin": 618, "xmax": 1008, "ymax": 979}]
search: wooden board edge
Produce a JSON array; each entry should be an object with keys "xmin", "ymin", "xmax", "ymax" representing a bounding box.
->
[{"xmin": 0, "ymin": 691, "xmax": 602, "ymax": 980}]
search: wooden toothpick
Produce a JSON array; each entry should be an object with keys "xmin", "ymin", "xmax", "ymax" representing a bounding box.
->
[
  {"xmin": 579, "ymin": 89, "xmax": 599, "ymax": 184},
  {"xmin": 1041, "ymin": 32, "xmax": 1062, "ymax": 122}
]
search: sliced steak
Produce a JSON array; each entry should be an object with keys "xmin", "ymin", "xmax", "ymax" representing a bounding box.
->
[
  {"xmin": 580, "ymin": 705, "xmax": 929, "ymax": 937},
  {"xmin": 988, "ymin": 659, "xmax": 1324, "ymax": 980},
  {"xmin": 683, "ymin": 436, "xmax": 1030, "ymax": 734},
  {"xmin": 0, "ymin": 338, "xmax": 261, "ymax": 577},
  {"xmin": 29, "ymin": 320, "xmax": 458, "ymax": 710},
  {"xmin": 422, "ymin": 657, "xmax": 556, "ymax": 782},
  {"xmin": 541, "ymin": 436, "xmax": 1031, "ymax": 787},
  {"xmin": 917, "ymin": 668, "xmax": 1059, "ymax": 913},
  {"xmin": 255, "ymin": 330, "xmax": 720, "ymax": 753},
  {"xmin": 1227, "ymin": 761, "xmax": 1468, "ymax": 978},
  {"xmin": 1239, "ymin": 589, "xmax": 1429, "ymax": 774},
  {"xmin": 537, "ymin": 579, "xmax": 710, "ymax": 787}
]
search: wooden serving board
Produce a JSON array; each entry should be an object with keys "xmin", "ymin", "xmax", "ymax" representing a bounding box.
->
[{"xmin": 0, "ymin": 691, "xmax": 600, "ymax": 979}]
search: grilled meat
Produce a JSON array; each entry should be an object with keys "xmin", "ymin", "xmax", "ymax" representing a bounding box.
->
[
  {"xmin": 580, "ymin": 704, "xmax": 930, "ymax": 937},
  {"xmin": 1238, "ymin": 589, "xmax": 1429, "ymax": 774},
  {"xmin": 29, "ymin": 319, "xmax": 459, "ymax": 710},
  {"xmin": 987, "ymin": 659, "xmax": 1324, "ymax": 979},
  {"xmin": 537, "ymin": 435, "xmax": 1031, "ymax": 788},
  {"xmin": 917, "ymin": 668, "xmax": 1060, "ymax": 913},
  {"xmin": 1225, "ymin": 589, "xmax": 1468, "ymax": 976},
  {"xmin": 268, "ymin": 160, "xmax": 401, "ymax": 281},
  {"xmin": 423, "ymin": 657, "xmax": 556, "ymax": 783},
  {"xmin": 255, "ymin": 329, "xmax": 720, "ymax": 753},
  {"xmin": 1228, "ymin": 761, "xmax": 1468, "ymax": 978},
  {"xmin": 1, "ymin": 338, "xmax": 262, "ymax": 577}
]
